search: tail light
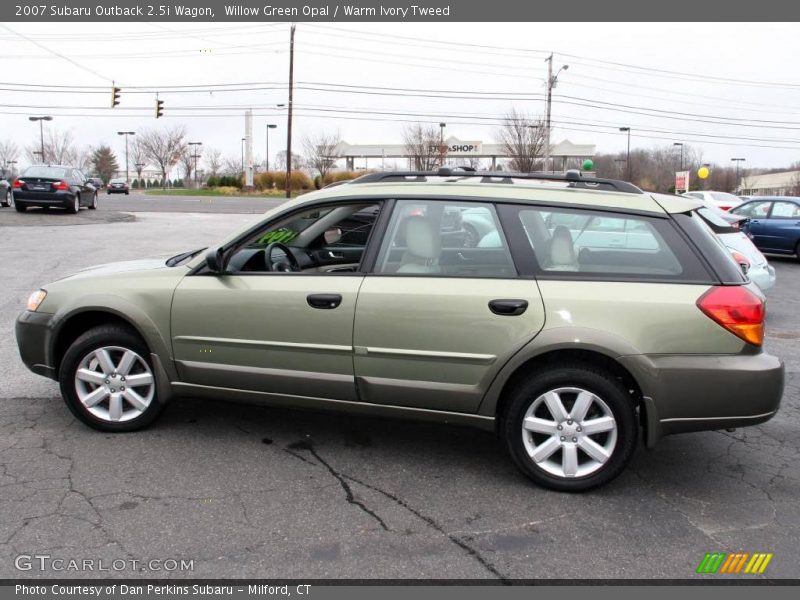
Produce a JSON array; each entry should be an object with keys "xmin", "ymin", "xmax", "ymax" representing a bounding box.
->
[
  {"xmin": 53, "ymin": 180, "xmax": 70, "ymax": 190},
  {"xmin": 697, "ymin": 286, "xmax": 764, "ymax": 346},
  {"xmin": 12, "ymin": 179, "xmax": 23, "ymax": 188},
  {"xmin": 730, "ymin": 250, "xmax": 750, "ymax": 274}
]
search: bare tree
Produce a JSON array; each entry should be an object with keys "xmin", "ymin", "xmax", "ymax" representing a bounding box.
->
[
  {"xmin": 0, "ymin": 140, "xmax": 19, "ymax": 177},
  {"xmin": 136, "ymin": 126, "xmax": 186, "ymax": 187},
  {"xmin": 274, "ymin": 151, "xmax": 305, "ymax": 172},
  {"xmin": 204, "ymin": 147, "xmax": 223, "ymax": 176},
  {"xmin": 496, "ymin": 108, "xmax": 546, "ymax": 173},
  {"xmin": 402, "ymin": 123, "xmax": 441, "ymax": 171},
  {"xmin": 26, "ymin": 128, "xmax": 83, "ymax": 165},
  {"xmin": 130, "ymin": 138, "xmax": 148, "ymax": 181},
  {"xmin": 302, "ymin": 130, "xmax": 342, "ymax": 181}
]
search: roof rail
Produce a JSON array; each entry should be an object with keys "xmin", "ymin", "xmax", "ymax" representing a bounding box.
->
[{"xmin": 350, "ymin": 168, "xmax": 643, "ymax": 194}]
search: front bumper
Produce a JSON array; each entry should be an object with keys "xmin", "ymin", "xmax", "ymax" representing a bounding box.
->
[
  {"xmin": 620, "ymin": 351, "xmax": 783, "ymax": 447},
  {"xmin": 16, "ymin": 310, "xmax": 57, "ymax": 379}
]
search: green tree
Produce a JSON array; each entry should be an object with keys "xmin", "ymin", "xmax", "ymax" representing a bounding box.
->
[{"xmin": 91, "ymin": 145, "xmax": 119, "ymax": 184}]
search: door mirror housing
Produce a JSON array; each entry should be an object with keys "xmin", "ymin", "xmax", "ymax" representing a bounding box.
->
[
  {"xmin": 323, "ymin": 227, "xmax": 342, "ymax": 245},
  {"xmin": 205, "ymin": 247, "xmax": 225, "ymax": 273}
]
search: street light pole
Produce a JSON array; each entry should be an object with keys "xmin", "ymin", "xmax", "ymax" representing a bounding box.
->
[
  {"xmin": 266, "ymin": 124, "xmax": 277, "ymax": 171},
  {"xmin": 731, "ymin": 157, "xmax": 746, "ymax": 193},
  {"xmin": 673, "ymin": 142, "xmax": 684, "ymax": 171},
  {"xmin": 619, "ymin": 127, "xmax": 631, "ymax": 180},
  {"xmin": 28, "ymin": 116, "xmax": 53, "ymax": 163},
  {"xmin": 241, "ymin": 138, "xmax": 246, "ymax": 183},
  {"xmin": 439, "ymin": 122, "xmax": 446, "ymax": 168},
  {"xmin": 544, "ymin": 55, "xmax": 569, "ymax": 173},
  {"xmin": 117, "ymin": 131, "xmax": 135, "ymax": 184}
]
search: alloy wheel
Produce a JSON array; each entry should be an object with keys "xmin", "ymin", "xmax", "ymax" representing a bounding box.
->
[
  {"xmin": 521, "ymin": 386, "xmax": 617, "ymax": 478},
  {"xmin": 73, "ymin": 346, "xmax": 155, "ymax": 422}
]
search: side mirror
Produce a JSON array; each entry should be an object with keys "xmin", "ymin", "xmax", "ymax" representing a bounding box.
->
[
  {"xmin": 204, "ymin": 247, "xmax": 225, "ymax": 273},
  {"xmin": 323, "ymin": 227, "xmax": 342, "ymax": 245}
]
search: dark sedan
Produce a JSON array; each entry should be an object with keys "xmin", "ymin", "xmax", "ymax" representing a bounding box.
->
[
  {"xmin": 730, "ymin": 196, "xmax": 800, "ymax": 259},
  {"xmin": 106, "ymin": 178, "xmax": 129, "ymax": 194},
  {"xmin": 12, "ymin": 165, "xmax": 98, "ymax": 213}
]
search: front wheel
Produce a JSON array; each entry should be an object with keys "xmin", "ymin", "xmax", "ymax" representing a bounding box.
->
[
  {"xmin": 501, "ymin": 363, "xmax": 638, "ymax": 492},
  {"xmin": 59, "ymin": 325, "xmax": 164, "ymax": 432}
]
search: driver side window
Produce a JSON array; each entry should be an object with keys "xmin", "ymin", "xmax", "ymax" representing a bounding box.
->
[{"xmin": 226, "ymin": 202, "xmax": 382, "ymax": 274}]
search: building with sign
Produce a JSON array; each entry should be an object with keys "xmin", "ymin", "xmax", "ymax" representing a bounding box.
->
[{"xmin": 333, "ymin": 136, "xmax": 595, "ymax": 171}]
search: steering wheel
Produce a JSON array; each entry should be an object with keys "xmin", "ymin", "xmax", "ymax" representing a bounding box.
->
[{"xmin": 264, "ymin": 242, "xmax": 301, "ymax": 272}]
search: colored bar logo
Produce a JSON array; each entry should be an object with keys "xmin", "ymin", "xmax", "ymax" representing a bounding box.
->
[{"xmin": 696, "ymin": 552, "xmax": 773, "ymax": 574}]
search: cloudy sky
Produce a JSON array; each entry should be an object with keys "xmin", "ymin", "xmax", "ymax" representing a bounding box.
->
[{"xmin": 1, "ymin": 21, "xmax": 798, "ymax": 172}]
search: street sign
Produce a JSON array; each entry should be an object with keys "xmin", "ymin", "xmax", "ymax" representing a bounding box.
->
[{"xmin": 675, "ymin": 170, "xmax": 690, "ymax": 193}]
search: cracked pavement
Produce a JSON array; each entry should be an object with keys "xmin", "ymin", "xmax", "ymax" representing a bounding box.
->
[{"xmin": 1, "ymin": 210, "xmax": 798, "ymax": 579}]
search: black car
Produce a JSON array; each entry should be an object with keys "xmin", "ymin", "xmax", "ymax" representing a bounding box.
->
[
  {"xmin": 11, "ymin": 165, "xmax": 98, "ymax": 213},
  {"xmin": 87, "ymin": 176, "xmax": 104, "ymax": 190},
  {"xmin": 0, "ymin": 177, "xmax": 11, "ymax": 207},
  {"xmin": 106, "ymin": 178, "xmax": 130, "ymax": 194}
]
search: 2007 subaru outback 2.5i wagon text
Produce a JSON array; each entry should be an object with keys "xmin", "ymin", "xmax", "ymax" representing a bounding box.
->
[{"xmin": 16, "ymin": 169, "xmax": 784, "ymax": 491}]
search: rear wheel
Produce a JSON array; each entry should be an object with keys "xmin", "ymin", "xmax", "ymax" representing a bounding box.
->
[
  {"xmin": 68, "ymin": 195, "xmax": 80, "ymax": 214},
  {"xmin": 14, "ymin": 200, "xmax": 26, "ymax": 212},
  {"xmin": 59, "ymin": 325, "xmax": 163, "ymax": 432},
  {"xmin": 501, "ymin": 363, "xmax": 638, "ymax": 492},
  {"xmin": 89, "ymin": 192, "xmax": 98, "ymax": 210},
  {"xmin": 795, "ymin": 241, "xmax": 800, "ymax": 261}
]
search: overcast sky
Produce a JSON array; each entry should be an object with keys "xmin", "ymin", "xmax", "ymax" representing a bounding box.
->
[{"xmin": 1, "ymin": 21, "xmax": 799, "ymax": 172}]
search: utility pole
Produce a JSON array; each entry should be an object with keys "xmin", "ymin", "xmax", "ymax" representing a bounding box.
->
[
  {"xmin": 439, "ymin": 122, "xmax": 446, "ymax": 168},
  {"xmin": 285, "ymin": 23, "xmax": 296, "ymax": 199},
  {"xmin": 117, "ymin": 131, "xmax": 135, "ymax": 183},
  {"xmin": 266, "ymin": 124, "xmax": 277, "ymax": 171},
  {"xmin": 673, "ymin": 142, "xmax": 684, "ymax": 171},
  {"xmin": 619, "ymin": 127, "xmax": 631, "ymax": 180},
  {"xmin": 188, "ymin": 141, "xmax": 202, "ymax": 188},
  {"xmin": 543, "ymin": 55, "xmax": 568, "ymax": 173}
]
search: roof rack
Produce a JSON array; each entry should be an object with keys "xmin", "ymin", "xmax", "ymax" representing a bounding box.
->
[{"xmin": 350, "ymin": 168, "xmax": 643, "ymax": 194}]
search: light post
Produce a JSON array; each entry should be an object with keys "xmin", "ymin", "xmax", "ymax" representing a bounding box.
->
[
  {"xmin": 544, "ymin": 55, "xmax": 569, "ymax": 173},
  {"xmin": 439, "ymin": 122, "xmax": 446, "ymax": 168},
  {"xmin": 241, "ymin": 137, "xmax": 246, "ymax": 183},
  {"xmin": 188, "ymin": 141, "xmax": 202, "ymax": 187},
  {"xmin": 731, "ymin": 157, "xmax": 746, "ymax": 193},
  {"xmin": 673, "ymin": 142, "xmax": 684, "ymax": 171},
  {"xmin": 265, "ymin": 124, "xmax": 277, "ymax": 171},
  {"xmin": 619, "ymin": 127, "xmax": 631, "ymax": 180},
  {"xmin": 117, "ymin": 131, "xmax": 135, "ymax": 184},
  {"xmin": 3, "ymin": 159, "xmax": 18, "ymax": 179},
  {"xmin": 614, "ymin": 158, "xmax": 626, "ymax": 178},
  {"xmin": 134, "ymin": 162, "xmax": 144, "ymax": 186},
  {"xmin": 28, "ymin": 116, "xmax": 53, "ymax": 163}
]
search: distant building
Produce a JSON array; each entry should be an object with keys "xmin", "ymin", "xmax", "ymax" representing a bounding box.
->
[
  {"xmin": 739, "ymin": 170, "xmax": 800, "ymax": 196},
  {"xmin": 332, "ymin": 137, "xmax": 595, "ymax": 171}
]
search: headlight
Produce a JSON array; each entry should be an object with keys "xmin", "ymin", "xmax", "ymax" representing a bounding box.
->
[{"xmin": 26, "ymin": 289, "xmax": 47, "ymax": 311}]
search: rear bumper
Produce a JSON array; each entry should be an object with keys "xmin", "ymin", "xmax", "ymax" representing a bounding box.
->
[
  {"xmin": 749, "ymin": 263, "xmax": 776, "ymax": 291},
  {"xmin": 15, "ymin": 310, "xmax": 57, "ymax": 379},
  {"xmin": 13, "ymin": 191, "xmax": 74, "ymax": 207},
  {"xmin": 620, "ymin": 351, "xmax": 783, "ymax": 447}
]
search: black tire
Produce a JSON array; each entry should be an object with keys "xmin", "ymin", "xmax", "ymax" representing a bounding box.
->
[
  {"xmin": 795, "ymin": 241, "xmax": 800, "ymax": 261},
  {"xmin": 125, "ymin": 191, "xmax": 129, "ymax": 195},
  {"xmin": 501, "ymin": 363, "xmax": 638, "ymax": 492},
  {"xmin": 58, "ymin": 325, "xmax": 164, "ymax": 432},
  {"xmin": 89, "ymin": 193, "xmax": 98, "ymax": 210},
  {"xmin": 14, "ymin": 201, "xmax": 26, "ymax": 212}
]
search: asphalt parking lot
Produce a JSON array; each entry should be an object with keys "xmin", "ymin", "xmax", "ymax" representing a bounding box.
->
[{"xmin": 0, "ymin": 204, "xmax": 798, "ymax": 580}]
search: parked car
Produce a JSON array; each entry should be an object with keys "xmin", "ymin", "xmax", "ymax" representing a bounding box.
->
[
  {"xmin": 16, "ymin": 169, "xmax": 783, "ymax": 492},
  {"xmin": 729, "ymin": 196, "xmax": 800, "ymax": 259},
  {"xmin": 87, "ymin": 177, "xmax": 104, "ymax": 190},
  {"xmin": 0, "ymin": 177, "xmax": 11, "ymax": 207},
  {"xmin": 682, "ymin": 194, "xmax": 746, "ymax": 229},
  {"xmin": 107, "ymin": 178, "xmax": 129, "ymax": 194},
  {"xmin": 11, "ymin": 165, "xmax": 98, "ymax": 213},
  {"xmin": 684, "ymin": 190, "xmax": 741, "ymax": 211},
  {"xmin": 696, "ymin": 207, "xmax": 776, "ymax": 291}
]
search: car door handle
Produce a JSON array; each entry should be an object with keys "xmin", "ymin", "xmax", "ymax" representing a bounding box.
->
[
  {"xmin": 488, "ymin": 299, "xmax": 528, "ymax": 316},
  {"xmin": 307, "ymin": 294, "xmax": 342, "ymax": 309}
]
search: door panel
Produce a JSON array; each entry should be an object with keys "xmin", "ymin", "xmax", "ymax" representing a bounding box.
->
[
  {"xmin": 353, "ymin": 277, "xmax": 545, "ymax": 413},
  {"xmin": 171, "ymin": 274, "xmax": 363, "ymax": 401}
]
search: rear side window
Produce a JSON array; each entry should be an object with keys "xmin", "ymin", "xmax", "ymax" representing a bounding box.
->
[
  {"xmin": 672, "ymin": 211, "xmax": 746, "ymax": 285},
  {"xmin": 498, "ymin": 205, "xmax": 714, "ymax": 283},
  {"xmin": 771, "ymin": 201, "xmax": 800, "ymax": 218}
]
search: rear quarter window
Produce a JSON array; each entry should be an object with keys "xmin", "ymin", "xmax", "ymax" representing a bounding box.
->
[{"xmin": 497, "ymin": 204, "xmax": 715, "ymax": 283}]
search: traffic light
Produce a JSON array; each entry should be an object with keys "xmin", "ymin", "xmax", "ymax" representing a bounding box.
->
[
  {"xmin": 111, "ymin": 85, "xmax": 120, "ymax": 108},
  {"xmin": 155, "ymin": 98, "xmax": 164, "ymax": 119}
]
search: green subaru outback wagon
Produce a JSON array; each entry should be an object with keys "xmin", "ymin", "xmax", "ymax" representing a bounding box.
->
[{"xmin": 16, "ymin": 169, "xmax": 784, "ymax": 491}]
